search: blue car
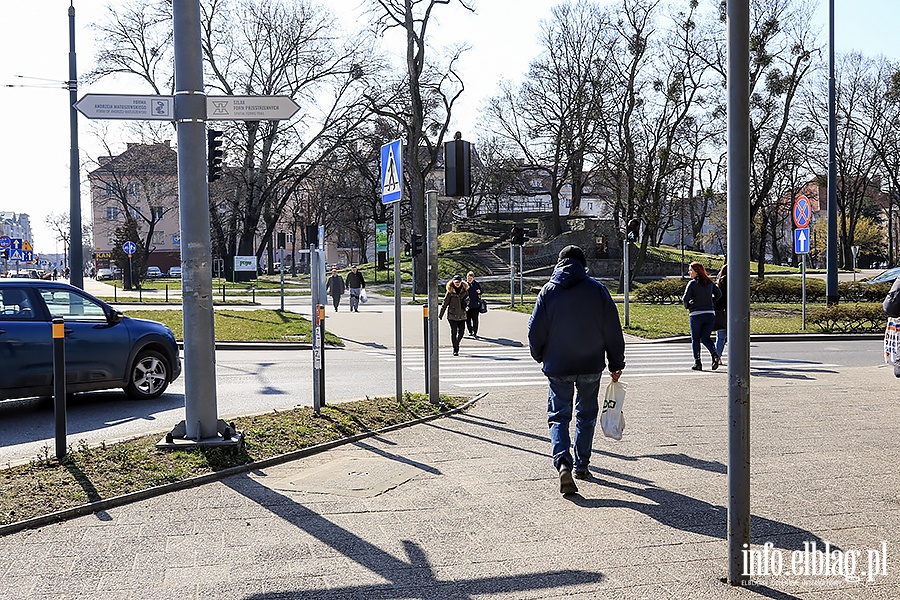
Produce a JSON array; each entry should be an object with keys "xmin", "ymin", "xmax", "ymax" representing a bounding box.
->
[{"xmin": 0, "ymin": 280, "xmax": 181, "ymax": 401}]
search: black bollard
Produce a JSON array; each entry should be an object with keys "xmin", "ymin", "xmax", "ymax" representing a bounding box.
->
[{"xmin": 52, "ymin": 317, "xmax": 67, "ymax": 460}]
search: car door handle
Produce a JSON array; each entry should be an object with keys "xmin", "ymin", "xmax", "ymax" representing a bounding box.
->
[{"xmin": 64, "ymin": 328, "xmax": 74, "ymax": 335}]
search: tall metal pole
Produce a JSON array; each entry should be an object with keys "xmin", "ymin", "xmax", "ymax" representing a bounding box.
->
[
  {"xmin": 623, "ymin": 240, "xmax": 630, "ymax": 327},
  {"xmin": 173, "ymin": 0, "xmax": 218, "ymax": 440},
  {"xmin": 726, "ymin": 0, "xmax": 751, "ymax": 585},
  {"xmin": 427, "ymin": 190, "xmax": 440, "ymax": 404},
  {"xmin": 68, "ymin": 2, "xmax": 84, "ymax": 289},
  {"xmin": 394, "ymin": 203, "xmax": 403, "ymax": 403},
  {"xmin": 826, "ymin": 0, "xmax": 839, "ymax": 305},
  {"xmin": 509, "ymin": 243, "xmax": 515, "ymax": 306}
]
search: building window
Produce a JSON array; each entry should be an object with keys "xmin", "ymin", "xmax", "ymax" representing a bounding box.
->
[
  {"xmin": 151, "ymin": 206, "xmax": 164, "ymax": 220},
  {"xmin": 106, "ymin": 231, "xmax": 116, "ymax": 245},
  {"xmin": 153, "ymin": 231, "xmax": 164, "ymax": 245},
  {"xmin": 127, "ymin": 182, "xmax": 139, "ymax": 196},
  {"xmin": 128, "ymin": 206, "xmax": 142, "ymax": 220},
  {"xmin": 106, "ymin": 207, "xmax": 119, "ymax": 221},
  {"xmin": 105, "ymin": 182, "xmax": 117, "ymax": 196}
]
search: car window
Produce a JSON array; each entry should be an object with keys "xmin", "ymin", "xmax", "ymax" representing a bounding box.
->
[
  {"xmin": 39, "ymin": 288, "xmax": 107, "ymax": 322},
  {"xmin": 0, "ymin": 288, "xmax": 36, "ymax": 320}
]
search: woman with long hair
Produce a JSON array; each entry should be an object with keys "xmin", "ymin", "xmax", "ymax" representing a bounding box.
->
[
  {"xmin": 682, "ymin": 261, "xmax": 722, "ymax": 371},
  {"xmin": 439, "ymin": 274, "xmax": 470, "ymax": 356},
  {"xmin": 714, "ymin": 264, "xmax": 728, "ymax": 362}
]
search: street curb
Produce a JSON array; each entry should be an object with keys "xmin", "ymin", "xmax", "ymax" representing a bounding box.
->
[
  {"xmin": 0, "ymin": 394, "xmax": 485, "ymax": 538},
  {"xmin": 641, "ymin": 333, "xmax": 884, "ymax": 344}
]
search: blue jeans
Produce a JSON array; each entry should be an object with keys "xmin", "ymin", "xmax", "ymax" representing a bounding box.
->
[
  {"xmin": 547, "ymin": 373, "xmax": 602, "ymax": 471},
  {"xmin": 715, "ymin": 327, "xmax": 727, "ymax": 357},
  {"xmin": 689, "ymin": 312, "xmax": 717, "ymax": 360}
]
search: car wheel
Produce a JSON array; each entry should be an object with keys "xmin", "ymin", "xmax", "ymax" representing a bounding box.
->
[{"xmin": 124, "ymin": 350, "xmax": 170, "ymax": 399}]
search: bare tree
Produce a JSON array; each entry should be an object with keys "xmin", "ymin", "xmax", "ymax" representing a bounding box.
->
[{"xmin": 366, "ymin": 0, "xmax": 472, "ymax": 293}]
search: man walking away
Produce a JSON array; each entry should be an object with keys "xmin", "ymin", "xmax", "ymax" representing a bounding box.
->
[
  {"xmin": 528, "ymin": 245, "xmax": 625, "ymax": 495},
  {"xmin": 345, "ymin": 265, "xmax": 366, "ymax": 313}
]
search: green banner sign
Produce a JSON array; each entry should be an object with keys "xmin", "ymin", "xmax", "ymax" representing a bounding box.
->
[{"xmin": 375, "ymin": 223, "xmax": 388, "ymax": 252}]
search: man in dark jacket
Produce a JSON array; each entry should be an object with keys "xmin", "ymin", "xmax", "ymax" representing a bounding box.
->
[
  {"xmin": 345, "ymin": 265, "xmax": 366, "ymax": 313},
  {"xmin": 528, "ymin": 245, "xmax": 626, "ymax": 495}
]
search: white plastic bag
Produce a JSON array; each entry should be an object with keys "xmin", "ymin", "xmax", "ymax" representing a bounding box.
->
[
  {"xmin": 601, "ymin": 380, "xmax": 626, "ymax": 440},
  {"xmin": 360, "ymin": 288, "xmax": 368, "ymax": 304},
  {"xmin": 885, "ymin": 317, "xmax": 900, "ymax": 365}
]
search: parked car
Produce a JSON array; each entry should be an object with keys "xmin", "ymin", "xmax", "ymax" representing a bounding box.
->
[
  {"xmin": 0, "ymin": 280, "xmax": 181, "ymax": 401},
  {"xmin": 167, "ymin": 266, "xmax": 182, "ymax": 278},
  {"xmin": 146, "ymin": 266, "xmax": 163, "ymax": 278},
  {"xmin": 95, "ymin": 268, "xmax": 115, "ymax": 281},
  {"xmin": 864, "ymin": 266, "xmax": 900, "ymax": 285}
]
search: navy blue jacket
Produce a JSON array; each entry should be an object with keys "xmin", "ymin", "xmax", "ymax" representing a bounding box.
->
[{"xmin": 528, "ymin": 258, "xmax": 626, "ymax": 377}]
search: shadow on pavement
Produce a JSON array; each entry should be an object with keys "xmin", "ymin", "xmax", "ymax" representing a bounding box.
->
[
  {"xmin": 225, "ymin": 476, "xmax": 604, "ymax": 599},
  {"xmin": 569, "ymin": 470, "xmax": 834, "ymax": 552}
]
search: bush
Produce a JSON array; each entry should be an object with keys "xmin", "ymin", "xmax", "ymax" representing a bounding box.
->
[
  {"xmin": 633, "ymin": 279, "xmax": 686, "ymax": 304},
  {"xmin": 807, "ymin": 303, "xmax": 887, "ymax": 333},
  {"xmin": 838, "ymin": 281, "xmax": 892, "ymax": 303},
  {"xmin": 748, "ymin": 277, "xmax": 826, "ymax": 302}
]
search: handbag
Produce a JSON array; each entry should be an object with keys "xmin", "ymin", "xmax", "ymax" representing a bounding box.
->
[
  {"xmin": 479, "ymin": 299, "xmax": 488, "ymax": 314},
  {"xmin": 600, "ymin": 380, "xmax": 626, "ymax": 440},
  {"xmin": 885, "ymin": 317, "xmax": 900, "ymax": 365},
  {"xmin": 359, "ymin": 288, "xmax": 368, "ymax": 303},
  {"xmin": 713, "ymin": 309, "xmax": 726, "ymax": 331}
]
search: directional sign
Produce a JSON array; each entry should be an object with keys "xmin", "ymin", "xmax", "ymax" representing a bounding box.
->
[
  {"xmin": 206, "ymin": 96, "xmax": 299, "ymax": 121},
  {"xmin": 0, "ymin": 236, "xmax": 10, "ymax": 250},
  {"xmin": 10, "ymin": 238, "xmax": 22, "ymax": 251},
  {"xmin": 75, "ymin": 94, "xmax": 174, "ymax": 120},
  {"xmin": 123, "ymin": 241, "xmax": 137, "ymax": 256},
  {"xmin": 795, "ymin": 228, "xmax": 810, "ymax": 254},
  {"xmin": 22, "ymin": 251, "xmax": 34, "ymax": 262},
  {"xmin": 381, "ymin": 139, "xmax": 403, "ymax": 204},
  {"xmin": 793, "ymin": 195, "xmax": 811, "ymax": 229}
]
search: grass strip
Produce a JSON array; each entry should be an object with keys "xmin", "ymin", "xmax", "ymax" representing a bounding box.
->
[{"xmin": 0, "ymin": 394, "xmax": 468, "ymax": 529}]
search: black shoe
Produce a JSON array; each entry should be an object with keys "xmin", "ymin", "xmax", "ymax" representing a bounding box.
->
[
  {"xmin": 453, "ymin": 350, "xmax": 459, "ymax": 356},
  {"xmin": 691, "ymin": 360, "xmax": 702, "ymax": 371},
  {"xmin": 573, "ymin": 468, "xmax": 590, "ymax": 480},
  {"xmin": 711, "ymin": 355, "xmax": 720, "ymax": 370},
  {"xmin": 559, "ymin": 466, "xmax": 578, "ymax": 495}
]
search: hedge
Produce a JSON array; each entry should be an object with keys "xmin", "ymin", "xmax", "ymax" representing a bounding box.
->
[
  {"xmin": 632, "ymin": 277, "xmax": 892, "ymax": 305},
  {"xmin": 807, "ymin": 303, "xmax": 888, "ymax": 333}
]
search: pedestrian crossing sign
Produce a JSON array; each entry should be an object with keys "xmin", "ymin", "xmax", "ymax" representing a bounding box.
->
[{"xmin": 381, "ymin": 139, "xmax": 402, "ymax": 204}]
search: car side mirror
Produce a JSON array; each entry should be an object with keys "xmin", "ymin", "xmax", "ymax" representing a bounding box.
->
[{"xmin": 107, "ymin": 309, "xmax": 124, "ymax": 325}]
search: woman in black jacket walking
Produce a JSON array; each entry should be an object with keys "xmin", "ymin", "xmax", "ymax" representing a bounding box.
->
[
  {"xmin": 682, "ymin": 261, "xmax": 722, "ymax": 371},
  {"xmin": 439, "ymin": 275, "xmax": 469, "ymax": 356}
]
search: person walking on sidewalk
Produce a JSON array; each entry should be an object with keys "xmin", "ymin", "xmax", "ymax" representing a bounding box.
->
[
  {"xmin": 465, "ymin": 271, "xmax": 483, "ymax": 337},
  {"xmin": 345, "ymin": 265, "xmax": 366, "ymax": 313},
  {"xmin": 683, "ymin": 261, "xmax": 722, "ymax": 371},
  {"xmin": 326, "ymin": 267, "xmax": 344, "ymax": 312},
  {"xmin": 439, "ymin": 274, "xmax": 469, "ymax": 356},
  {"xmin": 713, "ymin": 264, "xmax": 728, "ymax": 364},
  {"xmin": 528, "ymin": 245, "xmax": 626, "ymax": 495}
]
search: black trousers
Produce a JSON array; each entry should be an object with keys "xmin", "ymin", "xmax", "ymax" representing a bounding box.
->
[
  {"xmin": 466, "ymin": 308, "xmax": 480, "ymax": 336},
  {"xmin": 331, "ymin": 294, "xmax": 341, "ymax": 310},
  {"xmin": 449, "ymin": 319, "xmax": 466, "ymax": 352}
]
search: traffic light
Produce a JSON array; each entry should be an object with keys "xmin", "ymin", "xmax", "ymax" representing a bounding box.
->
[
  {"xmin": 277, "ymin": 232, "xmax": 286, "ymax": 249},
  {"xmin": 411, "ymin": 233, "xmax": 423, "ymax": 257},
  {"xmin": 511, "ymin": 226, "xmax": 525, "ymax": 246},
  {"xmin": 626, "ymin": 218, "xmax": 640, "ymax": 243},
  {"xmin": 444, "ymin": 136, "xmax": 472, "ymax": 197},
  {"xmin": 207, "ymin": 129, "xmax": 224, "ymax": 182},
  {"xmin": 0, "ymin": 249, "xmax": 7, "ymax": 260},
  {"xmin": 306, "ymin": 224, "xmax": 319, "ymax": 248}
]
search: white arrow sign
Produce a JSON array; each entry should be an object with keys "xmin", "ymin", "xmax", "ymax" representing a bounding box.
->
[
  {"xmin": 75, "ymin": 94, "xmax": 174, "ymax": 120},
  {"xmin": 206, "ymin": 96, "xmax": 299, "ymax": 121}
]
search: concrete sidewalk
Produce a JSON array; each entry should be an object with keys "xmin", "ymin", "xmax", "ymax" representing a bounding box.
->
[{"xmin": 1, "ymin": 357, "xmax": 898, "ymax": 598}]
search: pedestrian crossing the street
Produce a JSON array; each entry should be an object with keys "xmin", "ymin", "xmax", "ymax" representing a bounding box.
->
[{"xmin": 365, "ymin": 344, "xmax": 843, "ymax": 389}]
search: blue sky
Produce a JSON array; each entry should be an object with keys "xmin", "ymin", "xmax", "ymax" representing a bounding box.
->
[{"xmin": 0, "ymin": 0, "xmax": 897, "ymax": 254}]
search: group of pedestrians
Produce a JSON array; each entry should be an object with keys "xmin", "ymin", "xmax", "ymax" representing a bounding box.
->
[
  {"xmin": 325, "ymin": 265, "xmax": 366, "ymax": 312},
  {"xmin": 438, "ymin": 271, "xmax": 484, "ymax": 356}
]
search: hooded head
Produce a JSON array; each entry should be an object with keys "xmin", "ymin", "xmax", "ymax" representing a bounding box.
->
[{"xmin": 558, "ymin": 245, "xmax": 586, "ymax": 267}]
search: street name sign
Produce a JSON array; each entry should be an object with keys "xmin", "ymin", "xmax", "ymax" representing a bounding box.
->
[
  {"xmin": 206, "ymin": 96, "xmax": 299, "ymax": 121},
  {"xmin": 381, "ymin": 139, "xmax": 403, "ymax": 204},
  {"xmin": 75, "ymin": 94, "xmax": 174, "ymax": 120},
  {"xmin": 795, "ymin": 228, "xmax": 810, "ymax": 254}
]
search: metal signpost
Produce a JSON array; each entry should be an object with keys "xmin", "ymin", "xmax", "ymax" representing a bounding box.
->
[
  {"xmin": 427, "ymin": 190, "xmax": 440, "ymax": 405},
  {"xmin": 381, "ymin": 140, "xmax": 404, "ymax": 404},
  {"xmin": 123, "ymin": 240, "xmax": 136, "ymax": 287},
  {"xmin": 75, "ymin": 1, "xmax": 300, "ymax": 449},
  {"xmin": 794, "ymin": 195, "xmax": 811, "ymax": 331},
  {"xmin": 311, "ymin": 245, "xmax": 325, "ymax": 413}
]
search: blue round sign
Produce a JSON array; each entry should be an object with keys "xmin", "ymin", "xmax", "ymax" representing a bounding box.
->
[
  {"xmin": 123, "ymin": 241, "xmax": 137, "ymax": 256},
  {"xmin": 0, "ymin": 236, "xmax": 10, "ymax": 250}
]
